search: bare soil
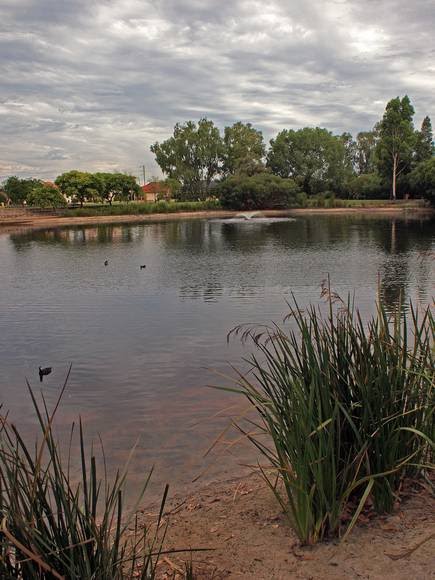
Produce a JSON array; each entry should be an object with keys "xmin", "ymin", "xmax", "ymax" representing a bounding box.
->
[{"xmin": 140, "ymin": 472, "xmax": 435, "ymax": 579}]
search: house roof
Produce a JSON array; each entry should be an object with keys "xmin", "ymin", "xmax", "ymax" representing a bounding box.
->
[{"xmin": 141, "ymin": 182, "xmax": 170, "ymax": 194}]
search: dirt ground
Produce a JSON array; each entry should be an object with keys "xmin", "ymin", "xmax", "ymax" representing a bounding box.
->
[{"xmin": 138, "ymin": 472, "xmax": 435, "ymax": 580}]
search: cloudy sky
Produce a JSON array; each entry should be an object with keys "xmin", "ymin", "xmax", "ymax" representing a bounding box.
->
[{"xmin": 1, "ymin": 0, "xmax": 434, "ymax": 181}]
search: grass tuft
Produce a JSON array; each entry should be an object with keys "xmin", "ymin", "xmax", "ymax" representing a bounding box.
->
[{"xmin": 0, "ymin": 371, "xmax": 168, "ymax": 578}]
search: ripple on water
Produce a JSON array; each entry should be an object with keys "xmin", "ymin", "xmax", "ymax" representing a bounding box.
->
[{"xmin": 0, "ymin": 214, "xmax": 434, "ymax": 499}]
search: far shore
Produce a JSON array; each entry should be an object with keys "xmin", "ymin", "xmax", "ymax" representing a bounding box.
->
[{"xmin": 0, "ymin": 205, "xmax": 433, "ymax": 234}]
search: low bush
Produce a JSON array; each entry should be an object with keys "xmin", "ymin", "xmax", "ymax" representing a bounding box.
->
[
  {"xmin": 226, "ymin": 291, "xmax": 434, "ymax": 544},
  {"xmin": 347, "ymin": 173, "xmax": 388, "ymax": 199},
  {"xmin": 409, "ymin": 157, "xmax": 435, "ymax": 206},
  {"xmin": 215, "ymin": 173, "xmax": 300, "ymax": 210}
]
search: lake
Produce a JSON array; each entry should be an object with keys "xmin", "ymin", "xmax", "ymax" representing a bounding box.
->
[{"xmin": 0, "ymin": 212, "xmax": 434, "ymax": 499}]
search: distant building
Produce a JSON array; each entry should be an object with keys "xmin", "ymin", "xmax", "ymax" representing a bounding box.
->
[{"xmin": 139, "ymin": 182, "xmax": 171, "ymax": 203}]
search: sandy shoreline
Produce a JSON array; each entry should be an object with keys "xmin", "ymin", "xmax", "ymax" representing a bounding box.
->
[
  {"xmin": 140, "ymin": 471, "xmax": 435, "ymax": 579},
  {"xmin": 0, "ymin": 206, "xmax": 432, "ymax": 234}
]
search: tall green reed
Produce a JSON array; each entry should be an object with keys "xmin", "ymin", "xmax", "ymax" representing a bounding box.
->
[
  {"xmin": 0, "ymin": 371, "xmax": 168, "ymax": 579},
  {"xmin": 225, "ymin": 292, "xmax": 434, "ymax": 544}
]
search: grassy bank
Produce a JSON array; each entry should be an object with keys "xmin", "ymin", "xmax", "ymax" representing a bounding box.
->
[
  {"xmin": 61, "ymin": 197, "xmax": 426, "ymax": 218},
  {"xmin": 304, "ymin": 197, "xmax": 428, "ymax": 209},
  {"xmin": 61, "ymin": 199, "xmax": 222, "ymax": 217}
]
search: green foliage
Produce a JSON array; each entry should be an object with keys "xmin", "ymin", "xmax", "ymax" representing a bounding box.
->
[
  {"xmin": 376, "ymin": 96, "xmax": 416, "ymax": 199},
  {"xmin": 409, "ymin": 157, "xmax": 435, "ymax": 205},
  {"xmin": 163, "ymin": 177, "xmax": 182, "ymax": 199},
  {"xmin": 267, "ymin": 127, "xmax": 352, "ymax": 196},
  {"xmin": 95, "ymin": 173, "xmax": 140, "ymax": 204},
  {"xmin": 151, "ymin": 119, "xmax": 223, "ymax": 200},
  {"xmin": 415, "ymin": 116, "xmax": 434, "ymax": 163},
  {"xmin": 26, "ymin": 183, "xmax": 67, "ymax": 208},
  {"xmin": 0, "ymin": 379, "xmax": 168, "ymax": 578},
  {"xmin": 2, "ymin": 176, "xmax": 42, "ymax": 204},
  {"xmin": 347, "ymin": 173, "xmax": 387, "ymax": 199},
  {"xmin": 215, "ymin": 173, "xmax": 300, "ymax": 210},
  {"xmin": 55, "ymin": 171, "xmax": 104, "ymax": 207},
  {"xmin": 226, "ymin": 294, "xmax": 434, "ymax": 544},
  {"xmin": 223, "ymin": 122, "xmax": 266, "ymax": 176}
]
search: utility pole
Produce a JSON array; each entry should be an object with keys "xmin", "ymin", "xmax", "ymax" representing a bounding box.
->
[{"xmin": 142, "ymin": 165, "xmax": 146, "ymax": 186}]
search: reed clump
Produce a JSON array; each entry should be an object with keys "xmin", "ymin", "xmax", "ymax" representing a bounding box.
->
[
  {"xmin": 227, "ymin": 293, "xmax": 434, "ymax": 544},
  {"xmin": 0, "ymin": 375, "xmax": 168, "ymax": 579}
]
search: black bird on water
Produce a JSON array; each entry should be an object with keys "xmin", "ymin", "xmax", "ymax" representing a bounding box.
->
[
  {"xmin": 140, "ymin": 265, "xmax": 146, "ymax": 270},
  {"xmin": 104, "ymin": 259, "xmax": 109, "ymax": 266},
  {"xmin": 39, "ymin": 366, "xmax": 52, "ymax": 382}
]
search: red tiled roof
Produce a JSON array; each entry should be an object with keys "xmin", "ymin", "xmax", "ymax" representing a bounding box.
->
[{"xmin": 141, "ymin": 182, "xmax": 170, "ymax": 194}]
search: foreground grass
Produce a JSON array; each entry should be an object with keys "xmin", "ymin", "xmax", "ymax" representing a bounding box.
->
[
  {"xmin": 226, "ymin": 291, "xmax": 434, "ymax": 544},
  {"xmin": 0, "ymin": 373, "xmax": 169, "ymax": 579}
]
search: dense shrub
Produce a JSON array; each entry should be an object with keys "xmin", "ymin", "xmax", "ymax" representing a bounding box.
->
[
  {"xmin": 347, "ymin": 173, "xmax": 388, "ymax": 199},
  {"xmin": 409, "ymin": 157, "xmax": 435, "ymax": 205},
  {"xmin": 215, "ymin": 173, "xmax": 300, "ymax": 210}
]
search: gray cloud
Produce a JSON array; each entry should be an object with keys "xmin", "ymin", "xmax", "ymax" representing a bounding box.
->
[{"xmin": 0, "ymin": 0, "xmax": 434, "ymax": 180}]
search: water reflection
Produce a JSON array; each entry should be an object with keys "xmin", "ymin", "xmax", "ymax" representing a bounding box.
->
[
  {"xmin": 9, "ymin": 224, "xmax": 146, "ymax": 248},
  {"xmin": 1, "ymin": 213, "xmax": 434, "ymax": 499}
]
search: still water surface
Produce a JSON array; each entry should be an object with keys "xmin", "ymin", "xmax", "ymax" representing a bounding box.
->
[{"xmin": 0, "ymin": 213, "xmax": 434, "ymax": 497}]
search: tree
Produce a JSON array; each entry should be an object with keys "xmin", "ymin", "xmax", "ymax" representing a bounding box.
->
[
  {"xmin": 26, "ymin": 183, "xmax": 67, "ymax": 208},
  {"xmin": 3, "ymin": 177, "xmax": 42, "ymax": 204},
  {"xmin": 215, "ymin": 173, "xmax": 300, "ymax": 210},
  {"xmin": 267, "ymin": 127, "xmax": 351, "ymax": 195},
  {"xmin": 415, "ymin": 116, "xmax": 434, "ymax": 163},
  {"xmin": 95, "ymin": 173, "xmax": 140, "ymax": 204},
  {"xmin": 151, "ymin": 119, "xmax": 223, "ymax": 200},
  {"xmin": 355, "ymin": 131, "xmax": 378, "ymax": 174},
  {"xmin": 222, "ymin": 122, "xmax": 265, "ymax": 176},
  {"xmin": 55, "ymin": 171, "xmax": 103, "ymax": 207},
  {"xmin": 163, "ymin": 178, "xmax": 182, "ymax": 199},
  {"xmin": 409, "ymin": 157, "xmax": 435, "ymax": 205},
  {"xmin": 376, "ymin": 96, "xmax": 416, "ymax": 200},
  {"xmin": 340, "ymin": 132, "xmax": 357, "ymax": 173}
]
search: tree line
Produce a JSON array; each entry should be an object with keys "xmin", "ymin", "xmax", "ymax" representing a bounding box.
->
[
  {"xmin": 151, "ymin": 95, "xmax": 434, "ymax": 208},
  {"xmin": 1, "ymin": 96, "xmax": 434, "ymax": 210},
  {"xmin": 1, "ymin": 172, "xmax": 141, "ymax": 208}
]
